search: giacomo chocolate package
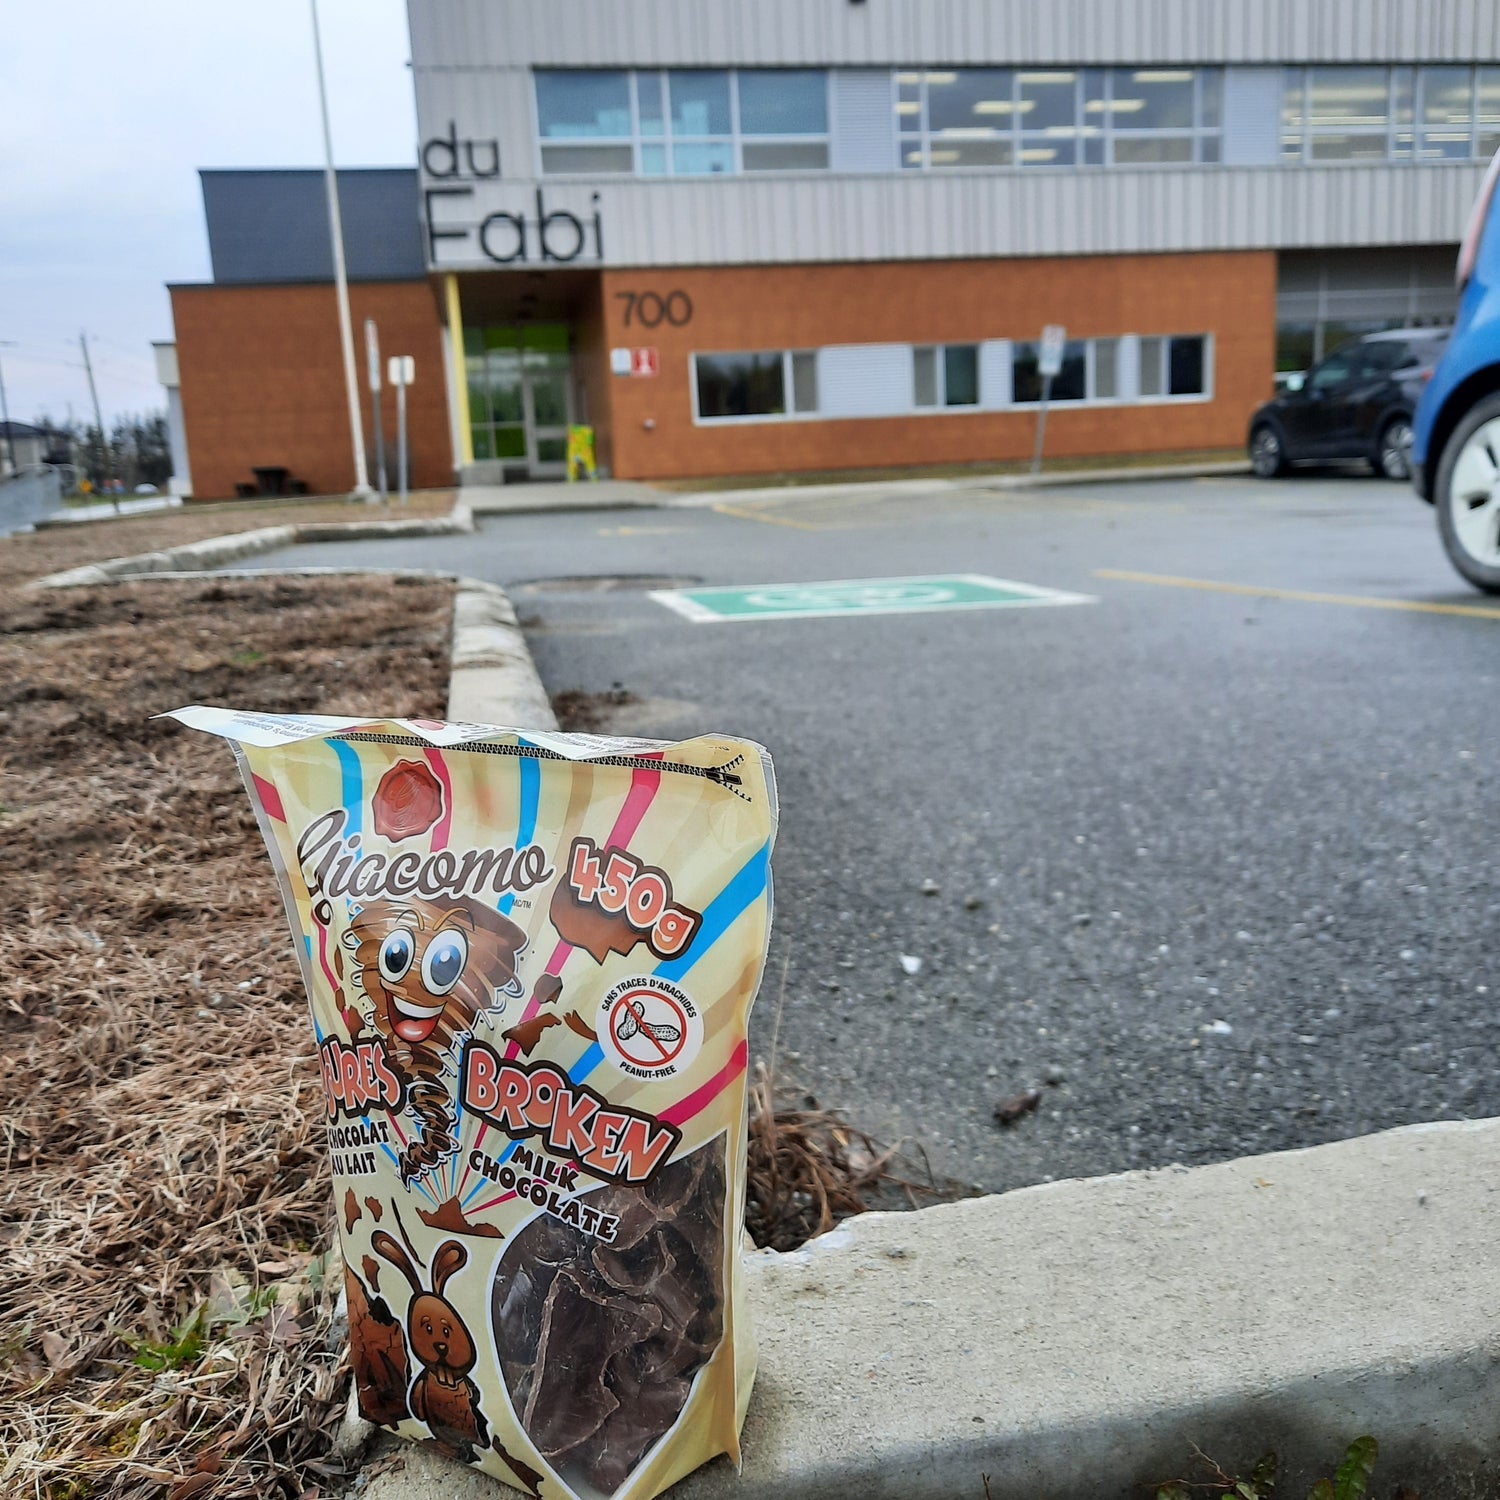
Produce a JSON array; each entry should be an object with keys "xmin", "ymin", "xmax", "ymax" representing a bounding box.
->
[{"xmin": 167, "ymin": 708, "xmax": 776, "ymax": 1500}]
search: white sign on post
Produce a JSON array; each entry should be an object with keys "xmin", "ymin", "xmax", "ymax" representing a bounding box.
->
[
  {"xmin": 1039, "ymin": 324, "xmax": 1067, "ymax": 379},
  {"xmin": 1032, "ymin": 325, "xmax": 1066, "ymax": 475},
  {"xmin": 365, "ymin": 320, "xmax": 383, "ymax": 393},
  {"xmin": 364, "ymin": 319, "xmax": 387, "ymax": 502},
  {"xmin": 387, "ymin": 356, "xmax": 415, "ymax": 506}
]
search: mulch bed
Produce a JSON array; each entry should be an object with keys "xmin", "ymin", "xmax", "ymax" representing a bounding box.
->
[
  {"xmin": 0, "ymin": 575, "xmax": 454, "ymax": 1499},
  {"xmin": 0, "ymin": 540, "xmax": 922, "ymax": 1497}
]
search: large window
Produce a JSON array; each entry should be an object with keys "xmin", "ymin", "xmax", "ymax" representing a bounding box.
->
[
  {"xmin": 897, "ymin": 67, "xmax": 1222, "ymax": 169},
  {"xmin": 693, "ymin": 334, "xmax": 1210, "ymax": 424},
  {"xmin": 1283, "ymin": 65, "xmax": 1500, "ymax": 163},
  {"xmin": 694, "ymin": 350, "xmax": 818, "ymax": 421},
  {"xmin": 537, "ymin": 70, "xmax": 829, "ymax": 176}
]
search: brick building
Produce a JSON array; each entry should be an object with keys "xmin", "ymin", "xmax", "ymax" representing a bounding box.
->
[{"xmin": 163, "ymin": 0, "xmax": 1496, "ymax": 496}]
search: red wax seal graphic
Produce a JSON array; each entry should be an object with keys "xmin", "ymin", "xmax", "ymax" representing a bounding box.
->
[{"xmin": 372, "ymin": 759, "xmax": 444, "ymax": 842}]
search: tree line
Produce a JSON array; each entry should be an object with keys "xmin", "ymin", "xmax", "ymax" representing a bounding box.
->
[{"xmin": 30, "ymin": 412, "xmax": 173, "ymax": 490}]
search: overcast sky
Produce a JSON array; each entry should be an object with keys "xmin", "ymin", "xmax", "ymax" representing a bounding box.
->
[{"xmin": 1, "ymin": 1, "xmax": 417, "ymax": 427}]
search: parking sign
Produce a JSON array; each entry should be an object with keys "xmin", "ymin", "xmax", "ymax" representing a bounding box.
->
[{"xmin": 1039, "ymin": 324, "xmax": 1067, "ymax": 378}]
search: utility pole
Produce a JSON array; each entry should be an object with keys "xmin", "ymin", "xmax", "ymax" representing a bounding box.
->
[
  {"xmin": 310, "ymin": 0, "xmax": 373, "ymax": 500},
  {"xmin": 0, "ymin": 341, "xmax": 16, "ymax": 476},
  {"xmin": 79, "ymin": 331, "xmax": 118, "ymax": 511}
]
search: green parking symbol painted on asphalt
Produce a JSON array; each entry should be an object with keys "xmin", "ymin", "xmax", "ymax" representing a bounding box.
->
[{"xmin": 649, "ymin": 573, "xmax": 1096, "ymax": 623}]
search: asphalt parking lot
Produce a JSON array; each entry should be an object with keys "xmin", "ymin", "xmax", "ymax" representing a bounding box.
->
[{"xmin": 232, "ymin": 469, "xmax": 1500, "ymax": 1196}]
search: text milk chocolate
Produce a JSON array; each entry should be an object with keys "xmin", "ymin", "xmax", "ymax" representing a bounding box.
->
[{"xmin": 169, "ymin": 709, "xmax": 776, "ymax": 1500}]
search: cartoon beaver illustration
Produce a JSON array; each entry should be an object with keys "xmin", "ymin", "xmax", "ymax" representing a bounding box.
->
[
  {"xmin": 372, "ymin": 1231, "xmax": 543, "ymax": 1492},
  {"xmin": 345, "ymin": 896, "xmax": 526, "ymax": 1183}
]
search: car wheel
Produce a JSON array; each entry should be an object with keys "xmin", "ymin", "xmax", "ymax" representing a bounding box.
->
[
  {"xmin": 1249, "ymin": 424, "xmax": 1286, "ymax": 478},
  {"xmin": 1376, "ymin": 417, "xmax": 1413, "ymax": 481},
  {"xmin": 1435, "ymin": 392, "xmax": 1500, "ymax": 594}
]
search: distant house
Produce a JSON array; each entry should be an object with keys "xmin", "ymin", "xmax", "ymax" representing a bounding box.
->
[{"xmin": 0, "ymin": 421, "xmax": 69, "ymax": 478}]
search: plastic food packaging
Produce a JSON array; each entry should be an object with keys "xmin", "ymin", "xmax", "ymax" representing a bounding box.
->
[{"xmin": 168, "ymin": 708, "xmax": 777, "ymax": 1500}]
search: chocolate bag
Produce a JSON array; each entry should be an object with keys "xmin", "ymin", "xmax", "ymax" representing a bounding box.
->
[{"xmin": 168, "ymin": 708, "xmax": 776, "ymax": 1500}]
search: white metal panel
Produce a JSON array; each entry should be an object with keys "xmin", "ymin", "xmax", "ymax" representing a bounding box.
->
[
  {"xmin": 979, "ymin": 341, "xmax": 1012, "ymax": 407},
  {"xmin": 1222, "ymin": 69, "xmax": 1283, "ymax": 167},
  {"xmin": 831, "ymin": 70, "xmax": 896, "ymax": 174},
  {"xmin": 408, "ymin": 0, "xmax": 1500, "ymax": 69},
  {"xmin": 817, "ymin": 344, "xmax": 913, "ymax": 416},
  {"xmin": 1116, "ymin": 335, "xmax": 1142, "ymax": 402},
  {"xmin": 417, "ymin": 164, "xmax": 1484, "ymax": 272}
]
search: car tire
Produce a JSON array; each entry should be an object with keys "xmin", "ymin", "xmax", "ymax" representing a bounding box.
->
[
  {"xmin": 1375, "ymin": 416, "xmax": 1413, "ymax": 482},
  {"xmin": 1435, "ymin": 391, "xmax": 1500, "ymax": 594},
  {"xmin": 1249, "ymin": 424, "xmax": 1286, "ymax": 478}
]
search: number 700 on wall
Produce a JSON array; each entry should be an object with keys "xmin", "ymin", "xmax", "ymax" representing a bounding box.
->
[{"xmin": 614, "ymin": 290, "xmax": 693, "ymax": 328}]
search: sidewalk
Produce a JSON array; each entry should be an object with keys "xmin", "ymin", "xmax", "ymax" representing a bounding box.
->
[
  {"xmin": 358, "ymin": 1117, "xmax": 1500, "ymax": 1500},
  {"xmin": 461, "ymin": 459, "xmax": 1250, "ymax": 519}
]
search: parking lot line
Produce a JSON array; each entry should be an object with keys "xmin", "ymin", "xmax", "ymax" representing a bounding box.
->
[
  {"xmin": 710, "ymin": 501, "xmax": 824, "ymax": 532},
  {"xmin": 1096, "ymin": 569, "xmax": 1500, "ymax": 621}
]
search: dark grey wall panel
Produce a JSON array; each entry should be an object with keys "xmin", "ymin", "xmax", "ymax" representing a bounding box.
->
[{"xmin": 202, "ymin": 169, "xmax": 424, "ymax": 284}]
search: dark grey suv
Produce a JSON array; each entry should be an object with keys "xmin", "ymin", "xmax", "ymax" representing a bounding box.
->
[{"xmin": 1248, "ymin": 328, "xmax": 1450, "ymax": 481}]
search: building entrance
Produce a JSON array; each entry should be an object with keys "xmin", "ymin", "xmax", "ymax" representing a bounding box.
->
[{"xmin": 464, "ymin": 324, "xmax": 572, "ymax": 479}]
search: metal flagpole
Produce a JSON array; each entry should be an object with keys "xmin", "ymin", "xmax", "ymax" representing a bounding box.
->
[{"xmin": 310, "ymin": 0, "xmax": 373, "ymax": 500}]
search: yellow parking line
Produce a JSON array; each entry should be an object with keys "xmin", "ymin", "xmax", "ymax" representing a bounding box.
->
[
  {"xmin": 710, "ymin": 501, "xmax": 823, "ymax": 532},
  {"xmin": 1095, "ymin": 568, "xmax": 1500, "ymax": 621}
]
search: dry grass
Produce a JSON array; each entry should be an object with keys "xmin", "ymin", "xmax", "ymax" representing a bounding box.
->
[
  {"xmin": 0, "ymin": 492, "xmax": 455, "ymax": 592},
  {"xmin": 0, "ymin": 573, "xmax": 453, "ymax": 1499},
  {"xmin": 0, "ymin": 524, "xmax": 919, "ymax": 1496}
]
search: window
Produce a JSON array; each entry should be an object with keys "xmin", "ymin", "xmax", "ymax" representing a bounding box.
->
[
  {"xmin": 693, "ymin": 335, "xmax": 1212, "ymax": 424},
  {"xmin": 1094, "ymin": 337, "xmax": 1120, "ymax": 399},
  {"xmin": 790, "ymin": 351, "xmax": 819, "ymax": 413},
  {"xmin": 1283, "ymin": 65, "xmax": 1495, "ymax": 163},
  {"xmin": 740, "ymin": 71, "xmax": 830, "ymax": 170},
  {"xmin": 913, "ymin": 345, "xmax": 979, "ymax": 405},
  {"xmin": 1012, "ymin": 340, "xmax": 1088, "ymax": 402},
  {"xmin": 901, "ymin": 66, "xmax": 1222, "ymax": 170},
  {"xmin": 537, "ymin": 70, "xmax": 829, "ymax": 176},
  {"xmin": 694, "ymin": 350, "xmax": 820, "ymax": 421},
  {"xmin": 1480, "ymin": 69, "xmax": 1500, "ymax": 157},
  {"xmin": 535, "ymin": 71, "xmax": 635, "ymax": 174},
  {"xmin": 1140, "ymin": 335, "xmax": 1208, "ymax": 397}
]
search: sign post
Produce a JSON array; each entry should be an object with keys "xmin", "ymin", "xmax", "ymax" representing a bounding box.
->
[
  {"xmin": 388, "ymin": 355, "xmax": 415, "ymax": 505},
  {"xmin": 1032, "ymin": 324, "xmax": 1066, "ymax": 475},
  {"xmin": 365, "ymin": 319, "xmax": 387, "ymax": 502}
]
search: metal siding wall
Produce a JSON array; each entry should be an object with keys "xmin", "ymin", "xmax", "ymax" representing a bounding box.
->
[
  {"xmin": 408, "ymin": 0, "xmax": 1500, "ymax": 67},
  {"xmin": 412, "ymin": 54, "xmax": 1487, "ymax": 273},
  {"xmin": 1222, "ymin": 69, "xmax": 1283, "ymax": 167},
  {"xmin": 979, "ymin": 341, "xmax": 1013, "ymax": 407},
  {"xmin": 817, "ymin": 344, "xmax": 913, "ymax": 416},
  {"xmin": 830, "ymin": 71, "xmax": 896, "ymax": 174}
]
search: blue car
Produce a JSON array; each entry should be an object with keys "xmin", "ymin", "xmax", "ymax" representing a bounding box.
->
[{"xmin": 1412, "ymin": 151, "xmax": 1500, "ymax": 592}]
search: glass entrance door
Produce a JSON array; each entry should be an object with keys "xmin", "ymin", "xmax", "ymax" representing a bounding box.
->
[
  {"xmin": 465, "ymin": 325, "xmax": 573, "ymax": 479},
  {"xmin": 523, "ymin": 345, "xmax": 571, "ymax": 477}
]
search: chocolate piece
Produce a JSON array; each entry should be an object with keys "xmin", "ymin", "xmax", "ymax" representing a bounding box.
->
[
  {"xmin": 362, "ymin": 1254, "xmax": 382, "ymax": 1292},
  {"xmin": 343, "ymin": 1186, "xmax": 361, "ymax": 1233},
  {"xmin": 345, "ymin": 1264, "xmax": 410, "ymax": 1428},
  {"xmin": 549, "ymin": 879, "xmax": 650, "ymax": 964},
  {"xmin": 365, "ymin": 1196, "xmax": 384, "ymax": 1221},
  {"xmin": 564, "ymin": 1010, "xmax": 597, "ymax": 1042},
  {"xmin": 371, "ymin": 758, "xmax": 445, "ymax": 843},
  {"xmin": 523, "ymin": 1268, "xmax": 662, "ymax": 1457},
  {"xmin": 503, "ymin": 1012, "xmax": 562, "ymax": 1056},
  {"xmin": 531, "ymin": 972, "xmax": 564, "ymax": 1008},
  {"xmin": 419, "ymin": 1194, "xmax": 504, "ymax": 1238},
  {"xmin": 492, "ymin": 1140, "xmax": 727, "ymax": 1493}
]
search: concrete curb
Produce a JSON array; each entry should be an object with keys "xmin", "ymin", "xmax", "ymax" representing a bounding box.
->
[
  {"xmin": 660, "ymin": 461, "xmax": 1250, "ymax": 511},
  {"xmin": 30, "ymin": 507, "xmax": 474, "ymax": 589},
  {"xmin": 446, "ymin": 576, "xmax": 559, "ymax": 730},
  {"xmin": 354, "ymin": 1117, "xmax": 1500, "ymax": 1500}
]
